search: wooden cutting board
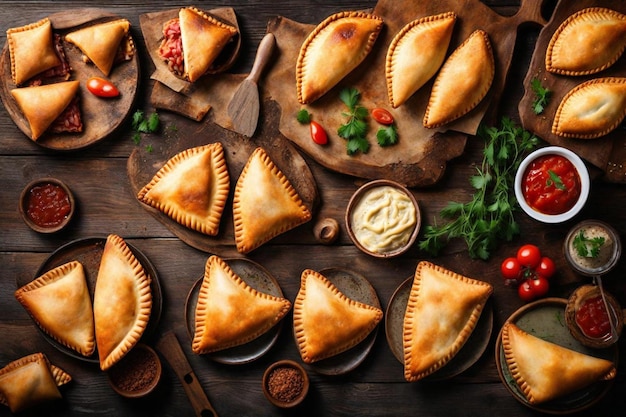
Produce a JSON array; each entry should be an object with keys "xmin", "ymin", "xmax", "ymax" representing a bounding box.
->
[{"xmin": 518, "ymin": 0, "xmax": 626, "ymax": 183}]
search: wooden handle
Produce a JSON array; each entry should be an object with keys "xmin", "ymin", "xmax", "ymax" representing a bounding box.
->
[
  {"xmin": 512, "ymin": 0, "xmax": 548, "ymax": 26},
  {"xmin": 247, "ymin": 32, "xmax": 276, "ymax": 83}
]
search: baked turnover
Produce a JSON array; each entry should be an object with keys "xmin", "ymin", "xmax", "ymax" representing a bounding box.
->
[
  {"xmin": 15, "ymin": 260, "xmax": 95, "ymax": 357},
  {"xmin": 191, "ymin": 255, "xmax": 291, "ymax": 354},
  {"xmin": 386, "ymin": 12, "xmax": 457, "ymax": 108},
  {"xmin": 403, "ymin": 261, "xmax": 493, "ymax": 382},
  {"xmin": 296, "ymin": 11, "xmax": 383, "ymax": 104},
  {"xmin": 293, "ymin": 269, "xmax": 383, "ymax": 363},
  {"xmin": 502, "ymin": 322, "xmax": 616, "ymax": 404},
  {"xmin": 546, "ymin": 7, "xmax": 626, "ymax": 76},
  {"xmin": 423, "ymin": 29, "xmax": 494, "ymax": 129},
  {"xmin": 137, "ymin": 142, "xmax": 230, "ymax": 236}
]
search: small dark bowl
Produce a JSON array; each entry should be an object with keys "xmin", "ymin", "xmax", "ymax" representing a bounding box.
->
[
  {"xmin": 262, "ymin": 360, "xmax": 309, "ymax": 408},
  {"xmin": 107, "ymin": 344, "xmax": 162, "ymax": 398},
  {"xmin": 19, "ymin": 177, "xmax": 75, "ymax": 233}
]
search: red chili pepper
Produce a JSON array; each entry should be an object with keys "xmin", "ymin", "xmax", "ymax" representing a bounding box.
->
[
  {"xmin": 310, "ymin": 121, "xmax": 328, "ymax": 145},
  {"xmin": 86, "ymin": 77, "xmax": 120, "ymax": 98}
]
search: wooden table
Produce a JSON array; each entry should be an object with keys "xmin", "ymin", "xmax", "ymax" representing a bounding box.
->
[{"xmin": 2, "ymin": 1, "xmax": 626, "ymax": 416}]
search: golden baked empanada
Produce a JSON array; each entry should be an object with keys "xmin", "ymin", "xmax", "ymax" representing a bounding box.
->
[
  {"xmin": 0, "ymin": 353, "xmax": 71, "ymax": 413},
  {"xmin": 293, "ymin": 269, "xmax": 383, "ymax": 363},
  {"xmin": 192, "ymin": 255, "xmax": 291, "ymax": 354},
  {"xmin": 403, "ymin": 261, "xmax": 492, "ymax": 382},
  {"xmin": 423, "ymin": 29, "xmax": 494, "ymax": 129},
  {"xmin": 297, "ymin": 11, "xmax": 383, "ymax": 104},
  {"xmin": 6, "ymin": 17, "xmax": 62, "ymax": 85},
  {"xmin": 233, "ymin": 147, "xmax": 312, "ymax": 254},
  {"xmin": 64, "ymin": 19, "xmax": 131, "ymax": 76},
  {"xmin": 137, "ymin": 143, "xmax": 230, "ymax": 236},
  {"xmin": 15, "ymin": 261, "xmax": 95, "ymax": 357},
  {"xmin": 502, "ymin": 322, "xmax": 616, "ymax": 405},
  {"xmin": 93, "ymin": 234, "xmax": 152, "ymax": 371},
  {"xmin": 552, "ymin": 77, "xmax": 626, "ymax": 139},
  {"xmin": 10, "ymin": 80, "xmax": 80, "ymax": 141},
  {"xmin": 386, "ymin": 12, "xmax": 457, "ymax": 108},
  {"xmin": 158, "ymin": 7, "xmax": 238, "ymax": 82},
  {"xmin": 546, "ymin": 7, "xmax": 626, "ymax": 76}
]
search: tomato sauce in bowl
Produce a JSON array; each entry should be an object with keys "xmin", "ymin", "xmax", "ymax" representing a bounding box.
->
[
  {"xmin": 20, "ymin": 178, "xmax": 75, "ymax": 233},
  {"xmin": 522, "ymin": 154, "xmax": 581, "ymax": 215}
]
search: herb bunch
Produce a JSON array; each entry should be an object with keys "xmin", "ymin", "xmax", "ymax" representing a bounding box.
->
[
  {"xmin": 530, "ymin": 78, "xmax": 551, "ymax": 115},
  {"xmin": 337, "ymin": 88, "xmax": 370, "ymax": 155},
  {"xmin": 419, "ymin": 117, "xmax": 539, "ymax": 260}
]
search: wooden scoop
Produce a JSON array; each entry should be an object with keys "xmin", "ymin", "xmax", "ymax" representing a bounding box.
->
[{"xmin": 227, "ymin": 32, "xmax": 276, "ymax": 137}]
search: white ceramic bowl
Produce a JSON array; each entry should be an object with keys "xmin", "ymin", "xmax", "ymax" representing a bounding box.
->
[{"xmin": 514, "ymin": 146, "xmax": 590, "ymax": 223}]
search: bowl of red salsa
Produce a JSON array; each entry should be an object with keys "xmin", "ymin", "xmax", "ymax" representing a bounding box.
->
[
  {"xmin": 19, "ymin": 178, "xmax": 75, "ymax": 233},
  {"xmin": 514, "ymin": 146, "xmax": 590, "ymax": 223}
]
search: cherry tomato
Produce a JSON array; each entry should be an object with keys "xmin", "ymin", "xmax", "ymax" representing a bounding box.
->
[
  {"xmin": 500, "ymin": 257, "xmax": 523, "ymax": 286},
  {"xmin": 516, "ymin": 244, "xmax": 542, "ymax": 269},
  {"xmin": 309, "ymin": 121, "xmax": 328, "ymax": 145},
  {"xmin": 371, "ymin": 108, "xmax": 394, "ymax": 125},
  {"xmin": 536, "ymin": 256, "xmax": 556, "ymax": 279},
  {"xmin": 518, "ymin": 280, "xmax": 536, "ymax": 302},
  {"xmin": 528, "ymin": 276, "xmax": 550, "ymax": 298},
  {"xmin": 86, "ymin": 77, "xmax": 120, "ymax": 98}
]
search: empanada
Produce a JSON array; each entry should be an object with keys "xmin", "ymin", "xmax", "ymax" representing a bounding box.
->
[
  {"xmin": 386, "ymin": 12, "xmax": 457, "ymax": 108},
  {"xmin": 233, "ymin": 147, "xmax": 312, "ymax": 254},
  {"xmin": 296, "ymin": 11, "xmax": 383, "ymax": 104},
  {"xmin": 293, "ymin": 269, "xmax": 383, "ymax": 363},
  {"xmin": 15, "ymin": 260, "xmax": 95, "ymax": 357},
  {"xmin": 403, "ymin": 261, "xmax": 492, "ymax": 382},
  {"xmin": 10, "ymin": 80, "xmax": 80, "ymax": 140},
  {"xmin": 137, "ymin": 143, "xmax": 230, "ymax": 236},
  {"xmin": 423, "ymin": 29, "xmax": 494, "ymax": 129},
  {"xmin": 158, "ymin": 6, "xmax": 238, "ymax": 82},
  {"xmin": 192, "ymin": 256, "xmax": 291, "ymax": 354},
  {"xmin": 0, "ymin": 353, "xmax": 71, "ymax": 413},
  {"xmin": 502, "ymin": 322, "xmax": 616, "ymax": 405},
  {"xmin": 64, "ymin": 19, "xmax": 132, "ymax": 76},
  {"xmin": 546, "ymin": 7, "xmax": 626, "ymax": 76},
  {"xmin": 93, "ymin": 234, "xmax": 152, "ymax": 371},
  {"xmin": 6, "ymin": 17, "xmax": 62, "ymax": 85},
  {"xmin": 552, "ymin": 77, "xmax": 626, "ymax": 139}
]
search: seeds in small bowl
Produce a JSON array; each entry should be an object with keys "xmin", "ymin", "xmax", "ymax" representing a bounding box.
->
[
  {"xmin": 262, "ymin": 360, "xmax": 309, "ymax": 408},
  {"xmin": 19, "ymin": 178, "xmax": 75, "ymax": 233},
  {"xmin": 107, "ymin": 344, "xmax": 162, "ymax": 398}
]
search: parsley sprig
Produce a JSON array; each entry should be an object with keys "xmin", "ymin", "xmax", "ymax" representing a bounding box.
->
[
  {"xmin": 376, "ymin": 125, "xmax": 398, "ymax": 147},
  {"xmin": 547, "ymin": 170, "xmax": 566, "ymax": 190},
  {"xmin": 419, "ymin": 117, "xmax": 539, "ymax": 260},
  {"xmin": 338, "ymin": 88, "xmax": 369, "ymax": 155},
  {"xmin": 573, "ymin": 229, "xmax": 605, "ymax": 258},
  {"xmin": 531, "ymin": 78, "xmax": 551, "ymax": 115},
  {"xmin": 131, "ymin": 110, "xmax": 161, "ymax": 152}
]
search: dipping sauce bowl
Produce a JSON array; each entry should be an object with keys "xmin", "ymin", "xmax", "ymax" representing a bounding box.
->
[{"xmin": 19, "ymin": 178, "xmax": 75, "ymax": 233}]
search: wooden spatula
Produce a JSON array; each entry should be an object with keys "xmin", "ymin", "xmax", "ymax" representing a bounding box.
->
[{"xmin": 227, "ymin": 32, "xmax": 276, "ymax": 137}]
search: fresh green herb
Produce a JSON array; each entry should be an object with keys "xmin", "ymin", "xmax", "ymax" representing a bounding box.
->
[
  {"xmin": 376, "ymin": 125, "xmax": 398, "ymax": 147},
  {"xmin": 297, "ymin": 109, "xmax": 311, "ymax": 124},
  {"xmin": 573, "ymin": 229, "xmax": 605, "ymax": 258},
  {"xmin": 531, "ymin": 77, "xmax": 551, "ymax": 115},
  {"xmin": 132, "ymin": 133, "xmax": 141, "ymax": 145},
  {"xmin": 338, "ymin": 88, "xmax": 369, "ymax": 155},
  {"xmin": 547, "ymin": 169, "xmax": 566, "ymax": 190},
  {"xmin": 419, "ymin": 117, "xmax": 539, "ymax": 260},
  {"xmin": 145, "ymin": 144, "xmax": 154, "ymax": 153},
  {"xmin": 131, "ymin": 109, "xmax": 161, "ymax": 145}
]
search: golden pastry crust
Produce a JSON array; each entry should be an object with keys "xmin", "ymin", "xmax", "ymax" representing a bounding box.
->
[
  {"xmin": 552, "ymin": 77, "xmax": 626, "ymax": 139},
  {"xmin": 191, "ymin": 255, "xmax": 291, "ymax": 354},
  {"xmin": 14, "ymin": 261, "xmax": 95, "ymax": 357},
  {"xmin": 10, "ymin": 80, "xmax": 80, "ymax": 140},
  {"xmin": 403, "ymin": 261, "xmax": 492, "ymax": 382},
  {"xmin": 386, "ymin": 12, "xmax": 457, "ymax": 108},
  {"xmin": 0, "ymin": 353, "xmax": 70, "ymax": 413},
  {"xmin": 423, "ymin": 29, "xmax": 494, "ymax": 129},
  {"xmin": 137, "ymin": 143, "xmax": 230, "ymax": 236},
  {"xmin": 502, "ymin": 322, "xmax": 616, "ymax": 405},
  {"xmin": 93, "ymin": 234, "xmax": 152, "ymax": 371},
  {"xmin": 546, "ymin": 7, "xmax": 626, "ymax": 76},
  {"xmin": 296, "ymin": 11, "xmax": 383, "ymax": 104},
  {"xmin": 233, "ymin": 147, "xmax": 312, "ymax": 254},
  {"xmin": 293, "ymin": 269, "xmax": 383, "ymax": 363},
  {"xmin": 64, "ymin": 19, "xmax": 131, "ymax": 76},
  {"xmin": 6, "ymin": 17, "xmax": 62, "ymax": 85}
]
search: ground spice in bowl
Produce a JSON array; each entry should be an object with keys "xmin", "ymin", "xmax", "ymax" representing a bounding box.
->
[
  {"xmin": 108, "ymin": 344, "xmax": 161, "ymax": 397},
  {"xmin": 263, "ymin": 360, "xmax": 309, "ymax": 407}
]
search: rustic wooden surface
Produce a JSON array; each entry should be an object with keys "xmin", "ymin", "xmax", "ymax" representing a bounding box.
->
[{"xmin": 2, "ymin": 1, "xmax": 626, "ymax": 416}]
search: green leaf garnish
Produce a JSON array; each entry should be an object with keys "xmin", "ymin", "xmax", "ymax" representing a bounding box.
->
[
  {"xmin": 573, "ymin": 229, "xmax": 605, "ymax": 258},
  {"xmin": 376, "ymin": 125, "xmax": 398, "ymax": 147},
  {"xmin": 296, "ymin": 109, "xmax": 311, "ymax": 124},
  {"xmin": 337, "ymin": 88, "xmax": 370, "ymax": 155},
  {"xmin": 547, "ymin": 170, "xmax": 566, "ymax": 190},
  {"xmin": 531, "ymin": 77, "xmax": 551, "ymax": 115}
]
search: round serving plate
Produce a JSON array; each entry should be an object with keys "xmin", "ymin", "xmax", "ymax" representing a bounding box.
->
[
  {"xmin": 20, "ymin": 237, "xmax": 163, "ymax": 364},
  {"xmin": 385, "ymin": 276, "xmax": 494, "ymax": 380},
  {"xmin": 495, "ymin": 298, "xmax": 618, "ymax": 414},
  {"xmin": 185, "ymin": 258, "xmax": 285, "ymax": 365}
]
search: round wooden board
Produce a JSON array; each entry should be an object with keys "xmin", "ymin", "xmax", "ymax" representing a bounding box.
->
[{"xmin": 0, "ymin": 9, "xmax": 139, "ymax": 150}]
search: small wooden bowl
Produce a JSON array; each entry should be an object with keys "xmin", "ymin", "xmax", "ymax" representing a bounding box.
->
[
  {"xmin": 107, "ymin": 344, "xmax": 162, "ymax": 398},
  {"xmin": 262, "ymin": 360, "xmax": 309, "ymax": 408},
  {"xmin": 345, "ymin": 180, "xmax": 420, "ymax": 258},
  {"xmin": 19, "ymin": 178, "xmax": 75, "ymax": 233}
]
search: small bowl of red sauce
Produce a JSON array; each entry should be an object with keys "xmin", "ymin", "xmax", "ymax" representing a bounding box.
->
[
  {"xmin": 19, "ymin": 178, "xmax": 75, "ymax": 233},
  {"xmin": 514, "ymin": 146, "xmax": 590, "ymax": 223}
]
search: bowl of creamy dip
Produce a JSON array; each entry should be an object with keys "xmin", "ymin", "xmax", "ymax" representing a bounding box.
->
[
  {"xmin": 563, "ymin": 220, "xmax": 621, "ymax": 276},
  {"xmin": 345, "ymin": 180, "xmax": 420, "ymax": 258}
]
